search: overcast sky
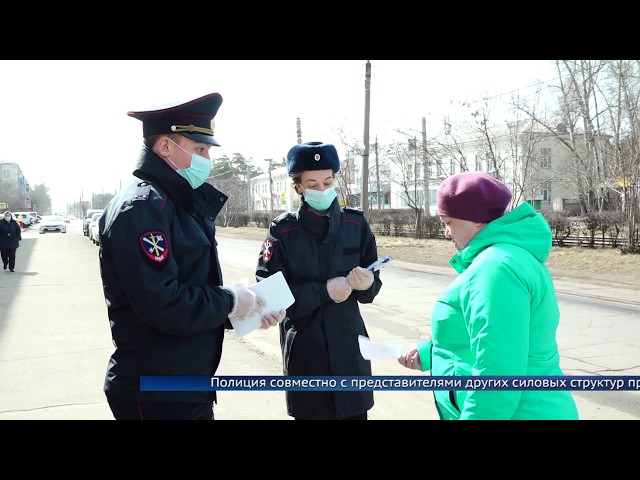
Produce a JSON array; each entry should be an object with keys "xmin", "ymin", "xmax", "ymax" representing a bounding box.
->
[{"xmin": 0, "ymin": 60, "xmax": 558, "ymax": 212}]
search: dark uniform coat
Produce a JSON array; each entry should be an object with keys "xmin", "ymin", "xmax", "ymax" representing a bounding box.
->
[
  {"xmin": 256, "ymin": 198, "xmax": 382, "ymax": 419},
  {"xmin": 100, "ymin": 147, "xmax": 235, "ymax": 404},
  {"xmin": 0, "ymin": 217, "xmax": 22, "ymax": 249}
]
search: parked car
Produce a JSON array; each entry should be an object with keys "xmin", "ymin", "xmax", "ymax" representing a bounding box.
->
[
  {"xmin": 9, "ymin": 213, "xmax": 25, "ymax": 230},
  {"xmin": 27, "ymin": 212, "xmax": 40, "ymax": 224},
  {"xmin": 13, "ymin": 212, "xmax": 33, "ymax": 227},
  {"xmin": 83, "ymin": 209, "xmax": 103, "ymax": 236},
  {"xmin": 38, "ymin": 215, "xmax": 67, "ymax": 234},
  {"xmin": 90, "ymin": 214, "xmax": 102, "ymax": 245}
]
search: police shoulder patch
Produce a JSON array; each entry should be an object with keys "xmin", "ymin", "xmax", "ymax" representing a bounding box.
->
[
  {"xmin": 140, "ymin": 231, "xmax": 169, "ymax": 263},
  {"xmin": 261, "ymin": 238, "xmax": 274, "ymax": 263}
]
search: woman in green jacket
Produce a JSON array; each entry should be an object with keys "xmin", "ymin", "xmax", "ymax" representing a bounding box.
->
[{"xmin": 399, "ymin": 171, "xmax": 579, "ymax": 420}]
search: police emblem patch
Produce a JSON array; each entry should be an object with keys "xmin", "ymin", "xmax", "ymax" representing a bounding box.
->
[
  {"xmin": 262, "ymin": 238, "xmax": 274, "ymax": 263},
  {"xmin": 140, "ymin": 231, "xmax": 169, "ymax": 263}
]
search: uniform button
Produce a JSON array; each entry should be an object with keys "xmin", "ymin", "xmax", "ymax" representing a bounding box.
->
[{"xmin": 209, "ymin": 216, "xmax": 213, "ymax": 220}]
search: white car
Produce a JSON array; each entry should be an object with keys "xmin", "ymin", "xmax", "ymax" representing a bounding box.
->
[
  {"xmin": 83, "ymin": 209, "xmax": 103, "ymax": 236},
  {"xmin": 38, "ymin": 215, "xmax": 67, "ymax": 234},
  {"xmin": 13, "ymin": 212, "xmax": 33, "ymax": 227},
  {"xmin": 89, "ymin": 213, "xmax": 102, "ymax": 245}
]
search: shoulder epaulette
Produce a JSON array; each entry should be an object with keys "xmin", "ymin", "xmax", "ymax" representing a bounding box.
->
[
  {"xmin": 132, "ymin": 182, "xmax": 152, "ymax": 203},
  {"xmin": 272, "ymin": 211, "xmax": 296, "ymax": 224},
  {"xmin": 343, "ymin": 206, "xmax": 364, "ymax": 216}
]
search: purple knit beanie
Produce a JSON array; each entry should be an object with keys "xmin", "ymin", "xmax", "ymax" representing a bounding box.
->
[{"xmin": 437, "ymin": 171, "xmax": 512, "ymax": 223}]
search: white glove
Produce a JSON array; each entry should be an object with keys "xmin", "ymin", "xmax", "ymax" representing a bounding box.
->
[
  {"xmin": 260, "ymin": 309, "xmax": 287, "ymax": 330},
  {"xmin": 224, "ymin": 283, "xmax": 264, "ymax": 321},
  {"xmin": 327, "ymin": 277, "xmax": 352, "ymax": 303},
  {"xmin": 347, "ymin": 266, "xmax": 374, "ymax": 291}
]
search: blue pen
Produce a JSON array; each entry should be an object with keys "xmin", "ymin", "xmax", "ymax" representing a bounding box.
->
[{"xmin": 367, "ymin": 255, "xmax": 393, "ymax": 272}]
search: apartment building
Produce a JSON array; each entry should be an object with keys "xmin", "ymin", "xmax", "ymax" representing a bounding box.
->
[{"xmin": 0, "ymin": 162, "xmax": 34, "ymax": 211}]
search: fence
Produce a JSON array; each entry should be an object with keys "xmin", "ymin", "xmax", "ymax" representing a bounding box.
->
[{"xmin": 240, "ymin": 209, "xmax": 640, "ymax": 252}]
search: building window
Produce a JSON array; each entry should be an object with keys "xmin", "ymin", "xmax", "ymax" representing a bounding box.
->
[
  {"xmin": 542, "ymin": 181, "xmax": 551, "ymax": 201},
  {"xmin": 449, "ymin": 158, "xmax": 455, "ymax": 175},
  {"xmin": 475, "ymin": 154, "xmax": 482, "ymax": 171},
  {"xmin": 540, "ymin": 148, "xmax": 551, "ymax": 168}
]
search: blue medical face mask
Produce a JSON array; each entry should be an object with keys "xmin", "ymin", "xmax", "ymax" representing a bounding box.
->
[
  {"xmin": 167, "ymin": 139, "xmax": 213, "ymax": 189},
  {"xmin": 304, "ymin": 186, "xmax": 337, "ymax": 211}
]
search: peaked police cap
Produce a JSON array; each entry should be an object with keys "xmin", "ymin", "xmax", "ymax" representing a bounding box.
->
[{"xmin": 127, "ymin": 92, "xmax": 223, "ymax": 146}]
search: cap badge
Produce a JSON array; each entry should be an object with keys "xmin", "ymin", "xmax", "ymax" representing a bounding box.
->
[
  {"xmin": 314, "ymin": 153, "xmax": 321, "ymax": 162},
  {"xmin": 170, "ymin": 123, "xmax": 214, "ymax": 135}
]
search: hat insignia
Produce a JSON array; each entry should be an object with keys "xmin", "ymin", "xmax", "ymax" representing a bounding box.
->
[{"xmin": 314, "ymin": 153, "xmax": 321, "ymax": 162}]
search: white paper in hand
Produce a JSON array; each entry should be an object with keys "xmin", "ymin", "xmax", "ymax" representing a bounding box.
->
[
  {"xmin": 358, "ymin": 335, "xmax": 403, "ymax": 361},
  {"xmin": 230, "ymin": 271, "xmax": 295, "ymax": 337}
]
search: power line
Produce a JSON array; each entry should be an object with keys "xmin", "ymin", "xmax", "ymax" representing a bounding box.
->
[{"xmin": 456, "ymin": 74, "xmax": 566, "ymax": 107}]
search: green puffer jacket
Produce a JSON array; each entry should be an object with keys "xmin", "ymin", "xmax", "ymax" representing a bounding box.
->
[{"xmin": 417, "ymin": 202, "xmax": 579, "ymax": 420}]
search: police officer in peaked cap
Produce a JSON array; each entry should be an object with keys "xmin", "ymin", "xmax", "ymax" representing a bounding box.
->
[{"xmin": 99, "ymin": 93, "xmax": 286, "ymax": 420}]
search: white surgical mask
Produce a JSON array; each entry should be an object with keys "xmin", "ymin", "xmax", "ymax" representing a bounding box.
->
[
  {"xmin": 304, "ymin": 186, "xmax": 337, "ymax": 211},
  {"xmin": 167, "ymin": 139, "xmax": 213, "ymax": 189},
  {"xmin": 4, "ymin": 215, "xmax": 11, "ymax": 222}
]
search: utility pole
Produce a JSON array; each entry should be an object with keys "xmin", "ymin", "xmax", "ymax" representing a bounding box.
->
[
  {"xmin": 247, "ymin": 161, "xmax": 253, "ymax": 221},
  {"xmin": 267, "ymin": 159, "xmax": 274, "ymax": 213},
  {"xmin": 296, "ymin": 118, "xmax": 302, "ymax": 144},
  {"xmin": 375, "ymin": 138, "xmax": 381, "ymax": 210},
  {"xmin": 361, "ymin": 60, "xmax": 371, "ymax": 215},
  {"xmin": 422, "ymin": 117, "xmax": 430, "ymax": 216}
]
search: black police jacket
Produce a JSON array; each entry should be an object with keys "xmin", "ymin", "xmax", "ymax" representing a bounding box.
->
[
  {"xmin": 256, "ymin": 198, "xmax": 382, "ymax": 419},
  {"xmin": 100, "ymin": 147, "xmax": 234, "ymax": 404}
]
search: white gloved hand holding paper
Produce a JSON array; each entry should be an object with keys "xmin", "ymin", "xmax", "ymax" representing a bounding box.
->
[{"xmin": 229, "ymin": 272, "xmax": 295, "ymax": 337}]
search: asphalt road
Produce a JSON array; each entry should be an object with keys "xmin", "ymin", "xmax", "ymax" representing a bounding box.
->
[{"xmin": 0, "ymin": 220, "xmax": 638, "ymax": 420}]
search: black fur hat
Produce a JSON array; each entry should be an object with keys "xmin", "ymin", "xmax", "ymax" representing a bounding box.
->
[{"xmin": 286, "ymin": 141, "xmax": 340, "ymax": 174}]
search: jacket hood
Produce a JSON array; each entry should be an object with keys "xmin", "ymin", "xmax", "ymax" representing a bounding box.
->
[{"xmin": 453, "ymin": 202, "xmax": 551, "ymax": 271}]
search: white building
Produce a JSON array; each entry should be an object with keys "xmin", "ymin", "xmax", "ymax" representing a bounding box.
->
[
  {"xmin": 250, "ymin": 166, "xmax": 299, "ymax": 213},
  {"xmin": 248, "ymin": 124, "xmax": 603, "ymax": 217},
  {"xmin": 387, "ymin": 122, "xmax": 604, "ymax": 216}
]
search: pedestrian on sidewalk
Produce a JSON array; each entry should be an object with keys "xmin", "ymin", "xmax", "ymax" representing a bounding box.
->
[
  {"xmin": 0, "ymin": 211, "xmax": 22, "ymax": 272},
  {"xmin": 398, "ymin": 171, "xmax": 579, "ymax": 420}
]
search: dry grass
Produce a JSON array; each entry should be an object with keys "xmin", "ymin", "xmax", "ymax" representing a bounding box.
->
[{"xmin": 217, "ymin": 226, "xmax": 640, "ymax": 291}]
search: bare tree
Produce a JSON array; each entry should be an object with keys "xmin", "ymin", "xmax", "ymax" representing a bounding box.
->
[
  {"xmin": 511, "ymin": 60, "xmax": 612, "ymax": 214},
  {"xmin": 210, "ymin": 153, "xmax": 262, "ymax": 226},
  {"xmin": 386, "ymin": 139, "xmax": 425, "ymax": 238},
  {"xmin": 512, "ymin": 59, "xmax": 640, "ymax": 250},
  {"xmin": 334, "ymin": 126, "xmax": 365, "ymax": 208},
  {"xmin": 598, "ymin": 60, "xmax": 640, "ymax": 251},
  {"xmin": 410, "ymin": 90, "xmax": 553, "ymax": 215}
]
